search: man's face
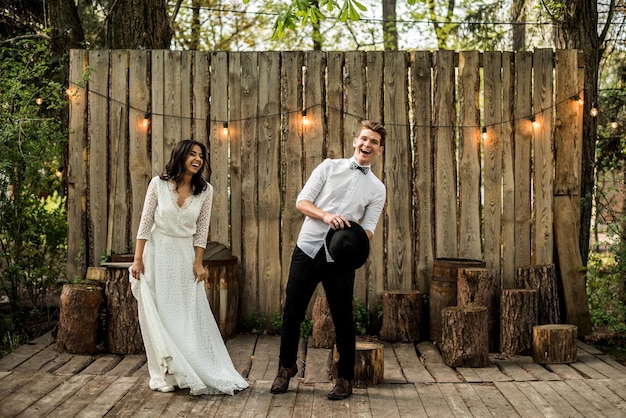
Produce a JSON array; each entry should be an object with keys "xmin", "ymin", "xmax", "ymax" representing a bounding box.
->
[{"xmin": 352, "ymin": 128, "xmax": 383, "ymax": 166}]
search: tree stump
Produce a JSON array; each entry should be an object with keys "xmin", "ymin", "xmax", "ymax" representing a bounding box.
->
[
  {"xmin": 457, "ymin": 268, "xmax": 499, "ymax": 352},
  {"xmin": 312, "ymin": 293, "xmax": 335, "ymax": 348},
  {"xmin": 105, "ymin": 265, "xmax": 144, "ymax": 354},
  {"xmin": 532, "ymin": 324, "xmax": 578, "ymax": 364},
  {"xmin": 516, "ymin": 264, "xmax": 561, "ymax": 325},
  {"xmin": 429, "ymin": 258, "xmax": 485, "ymax": 343},
  {"xmin": 56, "ymin": 283, "xmax": 103, "ymax": 354},
  {"xmin": 331, "ymin": 341, "xmax": 384, "ymax": 388},
  {"xmin": 500, "ymin": 289, "xmax": 538, "ymax": 355},
  {"xmin": 379, "ymin": 290, "xmax": 422, "ymax": 342},
  {"xmin": 441, "ymin": 305, "xmax": 489, "ymax": 367}
]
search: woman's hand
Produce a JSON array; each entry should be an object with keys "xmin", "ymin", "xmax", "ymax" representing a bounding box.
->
[
  {"xmin": 194, "ymin": 262, "xmax": 207, "ymax": 283},
  {"xmin": 130, "ymin": 259, "xmax": 144, "ymax": 280}
]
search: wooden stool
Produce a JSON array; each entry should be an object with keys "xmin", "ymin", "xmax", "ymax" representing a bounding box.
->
[
  {"xmin": 56, "ymin": 283, "xmax": 103, "ymax": 354},
  {"xmin": 311, "ymin": 293, "xmax": 335, "ymax": 348},
  {"xmin": 500, "ymin": 289, "xmax": 538, "ymax": 355},
  {"xmin": 379, "ymin": 290, "xmax": 422, "ymax": 342},
  {"xmin": 331, "ymin": 341, "xmax": 384, "ymax": 388},
  {"xmin": 441, "ymin": 305, "xmax": 489, "ymax": 367},
  {"xmin": 457, "ymin": 268, "xmax": 499, "ymax": 352},
  {"xmin": 532, "ymin": 324, "xmax": 577, "ymax": 364},
  {"xmin": 516, "ymin": 264, "xmax": 561, "ymax": 325}
]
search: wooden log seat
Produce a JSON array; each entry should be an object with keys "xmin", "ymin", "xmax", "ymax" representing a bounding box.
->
[
  {"xmin": 532, "ymin": 324, "xmax": 578, "ymax": 364},
  {"xmin": 440, "ymin": 305, "xmax": 489, "ymax": 367},
  {"xmin": 331, "ymin": 341, "xmax": 384, "ymax": 388},
  {"xmin": 516, "ymin": 264, "xmax": 561, "ymax": 325},
  {"xmin": 56, "ymin": 283, "xmax": 104, "ymax": 354},
  {"xmin": 500, "ymin": 289, "xmax": 538, "ymax": 356},
  {"xmin": 311, "ymin": 293, "xmax": 335, "ymax": 348},
  {"xmin": 104, "ymin": 263, "xmax": 144, "ymax": 355},
  {"xmin": 457, "ymin": 267, "xmax": 499, "ymax": 352},
  {"xmin": 379, "ymin": 290, "xmax": 422, "ymax": 342}
]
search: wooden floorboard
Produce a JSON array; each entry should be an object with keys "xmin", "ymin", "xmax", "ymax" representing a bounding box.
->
[{"xmin": 1, "ymin": 332, "xmax": 626, "ymax": 417}]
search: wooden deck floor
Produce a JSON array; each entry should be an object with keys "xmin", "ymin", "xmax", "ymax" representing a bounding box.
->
[{"xmin": 1, "ymin": 332, "xmax": 626, "ymax": 417}]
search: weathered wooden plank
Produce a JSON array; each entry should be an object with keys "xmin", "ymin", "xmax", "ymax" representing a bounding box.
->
[
  {"xmin": 105, "ymin": 354, "xmax": 146, "ymax": 377},
  {"xmin": 365, "ymin": 50, "xmax": 385, "ymax": 326},
  {"xmin": 513, "ymin": 51, "xmax": 533, "ymax": 270},
  {"xmin": 71, "ymin": 376, "xmax": 138, "ymax": 418},
  {"xmin": 1, "ymin": 372, "xmax": 66, "ymax": 417},
  {"xmin": 125, "ymin": 387, "xmax": 176, "ymax": 418},
  {"xmin": 327, "ymin": 51, "xmax": 344, "ymax": 159},
  {"xmin": 564, "ymin": 379, "xmax": 626, "ymax": 417},
  {"xmin": 303, "ymin": 339, "xmax": 331, "ymax": 383},
  {"xmin": 81, "ymin": 354, "xmax": 122, "ymax": 375},
  {"xmin": 344, "ymin": 51, "xmax": 366, "ymax": 144},
  {"xmin": 240, "ymin": 380, "xmax": 273, "ymax": 418},
  {"xmin": 472, "ymin": 364, "xmax": 513, "ymax": 382},
  {"xmin": 413, "ymin": 382, "xmax": 455, "ymax": 417},
  {"xmin": 384, "ymin": 51, "xmax": 413, "ymax": 292},
  {"xmin": 454, "ymin": 382, "xmax": 493, "ymax": 417},
  {"xmin": 576, "ymin": 339, "xmax": 605, "ymax": 355},
  {"xmin": 238, "ymin": 51, "xmax": 259, "ymax": 321},
  {"xmin": 532, "ymin": 48, "xmax": 554, "ymax": 265},
  {"xmin": 290, "ymin": 381, "xmax": 315, "ymax": 418},
  {"xmin": 180, "ymin": 50, "xmax": 192, "ymax": 139},
  {"xmin": 13, "ymin": 344, "xmax": 60, "ymax": 373},
  {"xmin": 411, "ymin": 50, "xmax": 434, "ymax": 295},
  {"xmin": 187, "ymin": 392, "xmax": 224, "ymax": 417},
  {"xmin": 437, "ymin": 382, "xmax": 473, "ymax": 417},
  {"xmin": 0, "ymin": 332, "xmax": 54, "ymax": 371},
  {"xmin": 347, "ymin": 386, "xmax": 371, "ymax": 417},
  {"xmin": 456, "ymin": 367, "xmax": 483, "ymax": 383},
  {"xmin": 501, "ymin": 51, "xmax": 516, "ymax": 288},
  {"xmin": 545, "ymin": 363, "xmax": 584, "ymax": 380},
  {"xmin": 568, "ymin": 356, "xmax": 612, "ymax": 379},
  {"xmin": 247, "ymin": 334, "xmax": 280, "ymax": 382},
  {"xmin": 99, "ymin": 373, "xmax": 153, "ymax": 417},
  {"xmin": 604, "ymin": 377, "xmax": 626, "ymax": 404},
  {"xmin": 393, "ymin": 342, "xmax": 435, "ymax": 383},
  {"xmin": 494, "ymin": 380, "xmax": 544, "ymax": 417},
  {"xmin": 266, "ymin": 381, "xmax": 298, "ymax": 417},
  {"xmin": 214, "ymin": 381, "xmax": 252, "ymax": 416},
  {"xmin": 226, "ymin": 333, "xmax": 257, "ymax": 378},
  {"xmin": 381, "ymin": 341, "xmax": 405, "ymax": 383},
  {"xmin": 433, "ymin": 49, "xmax": 458, "ymax": 258},
  {"xmin": 424, "ymin": 363, "xmax": 462, "ymax": 383},
  {"xmin": 67, "ymin": 49, "xmax": 89, "ymax": 279},
  {"xmin": 45, "ymin": 375, "xmax": 118, "ymax": 417},
  {"xmin": 531, "ymin": 380, "xmax": 585, "ymax": 417},
  {"xmin": 128, "ymin": 50, "xmax": 152, "ymax": 247},
  {"xmin": 547, "ymin": 380, "xmax": 604, "ymax": 417},
  {"xmin": 107, "ymin": 49, "xmax": 130, "ymax": 256},
  {"xmin": 193, "ymin": 51, "xmax": 210, "ymax": 145},
  {"xmin": 161, "ymin": 392, "xmax": 204, "ymax": 417},
  {"xmin": 472, "ymin": 382, "xmax": 521, "ymax": 417},
  {"xmin": 491, "ymin": 358, "xmax": 537, "ymax": 382},
  {"xmin": 584, "ymin": 379, "xmax": 626, "ymax": 413},
  {"xmin": 512, "ymin": 381, "xmax": 562, "ymax": 418},
  {"xmin": 162, "ymin": 50, "xmax": 183, "ymax": 161},
  {"xmin": 576, "ymin": 351, "xmax": 626, "ymax": 378},
  {"xmin": 228, "ymin": 51, "xmax": 243, "ymax": 274},
  {"xmin": 150, "ymin": 50, "xmax": 165, "ymax": 177},
  {"xmin": 257, "ymin": 51, "xmax": 283, "ymax": 318},
  {"xmin": 16, "ymin": 374, "xmax": 94, "ymax": 418},
  {"xmin": 509, "ymin": 355, "xmax": 562, "ymax": 381},
  {"xmin": 367, "ymin": 383, "xmax": 400, "ymax": 417},
  {"xmin": 208, "ymin": 51, "xmax": 229, "ymax": 246},
  {"xmin": 87, "ymin": 50, "xmax": 109, "ymax": 267},
  {"xmin": 483, "ymin": 51, "xmax": 503, "ymax": 273},
  {"xmin": 457, "ymin": 50, "xmax": 482, "ymax": 261}
]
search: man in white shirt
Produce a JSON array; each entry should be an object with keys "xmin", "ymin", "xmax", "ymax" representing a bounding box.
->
[{"xmin": 270, "ymin": 120, "xmax": 387, "ymax": 400}]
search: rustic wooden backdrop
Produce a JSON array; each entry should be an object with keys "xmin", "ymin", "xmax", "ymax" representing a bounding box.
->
[{"xmin": 66, "ymin": 49, "xmax": 586, "ymax": 330}]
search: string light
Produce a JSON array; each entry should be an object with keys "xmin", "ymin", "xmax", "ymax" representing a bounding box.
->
[
  {"xmin": 529, "ymin": 115, "xmax": 539, "ymax": 128},
  {"xmin": 223, "ymin": 122, "xmax": 229, "ymax": 135},
  {"xmin": 142, "ymin": 112, "xmax": 150, "ymax": 128},
  {"xmin": 481, "ymin": 126, "xmax": 487, "ymax": 140},
  {"xmin": 611, "ymin": 118, "xmax": 618, "ymax": 129},
  {"xmin": 35, "ymin": 98, "xmax": 43, "ymax": 105},
  {"xmin": 572, "ymin": 94, "xmax": 583, "ymax": 105},
  {"xmin": 590, "ymin": 103, "xmax": 599, "ymax": 117},
  {"xmin": 302, "ymin": 109, "xmax": 308, "ymax": 125}
]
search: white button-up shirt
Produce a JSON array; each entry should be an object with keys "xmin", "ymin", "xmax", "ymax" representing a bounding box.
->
[{"xmin": 296, "ymin": 158, "xmax": 386, "ymax": 261}]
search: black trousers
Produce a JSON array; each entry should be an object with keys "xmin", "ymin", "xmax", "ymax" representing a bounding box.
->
[{"xmin": 279, "ymin": 246, "xmax": 356, "ymax": 380}]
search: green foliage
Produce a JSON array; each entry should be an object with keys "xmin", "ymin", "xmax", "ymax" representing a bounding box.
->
[
  {"xmin": 353, "ymin": 297, "xmax": 368, "ymax": 335},
  {"xmin": 586, "ymin": 253, "xmax": 626, "ymax": 334},
  {"xmin": 271, "ymin": 311, "xmax": 282, "ymax": 334},
  {"xmin": 300, "ymin": 318, "xmax": 313, "ymax": 339},
  {"xmin": 241, "ymin": 310, "xmax": 267, "ymax": 333},
  {"xmin": 0, "ymin": 39, "xmax": 68, "ymax": 326}
]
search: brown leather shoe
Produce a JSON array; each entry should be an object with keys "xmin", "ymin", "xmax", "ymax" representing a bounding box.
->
[
  {"xmin": 327, "ymin": 378, "xmax": 353, "ymax": 400},
  {"xmin": 270, "ymin": 365, "xmax": 298, "ymax": 394}
]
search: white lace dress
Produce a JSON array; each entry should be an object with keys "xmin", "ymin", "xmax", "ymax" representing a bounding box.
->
[{"xmin": 129, "ymin": 176, "xmax": 249, "ymax": 396}]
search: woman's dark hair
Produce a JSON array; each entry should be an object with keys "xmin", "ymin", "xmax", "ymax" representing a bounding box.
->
[{"xmin": 160, "ymin": 139, "xmax": 209, "ymax": 195}]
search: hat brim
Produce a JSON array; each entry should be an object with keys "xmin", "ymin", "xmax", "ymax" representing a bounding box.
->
[{"xmin": 325, "ymin": 221, "xmax": 370, "ymax": 270}]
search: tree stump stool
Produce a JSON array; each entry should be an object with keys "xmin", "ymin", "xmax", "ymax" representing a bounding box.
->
[
  {"xmin": 516, "ymin": 264, "xmax": 561, "ymax": 325},
  {"xmin": 500, "ymin": 289, "xmax": 538, "ymax": 355},
  {"xmin": 56, "ymin": 283, "xmax": 103, "ymax": 354},
  {"xmin": 379, "ymin": 290, "xmax": 422, "ymax": 342},
  {"xmin": 311, "ymin": 293, "xmax": 335, "ymax": 348},
  {"xmin": 331, "ymin": 341, "xmax": 384, "ymax": 388},
  {"xmin": 441, "ymin": 305, "xmax": 489, "ymax": 367},
  {"xmin": 532, "ymin": 324, "xmax": 578, "ymax": 364},
  {"xmin": 104, "ymin": 263, "xmax": 144, "ymax": 354},
  {"xmin": 458, "ymin": 268, "xmax": 499, "ymax": 352}
]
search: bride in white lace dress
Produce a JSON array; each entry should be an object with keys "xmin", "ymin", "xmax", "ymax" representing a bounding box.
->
[{"xmin": 129, "ymin": 139, "xmax": 249, "ymax": 396}]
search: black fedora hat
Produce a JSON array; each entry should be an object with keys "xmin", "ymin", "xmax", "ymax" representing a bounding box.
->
[{"xmin": 325, "ymin": 221, "xmax": 370, "ymax": 270}]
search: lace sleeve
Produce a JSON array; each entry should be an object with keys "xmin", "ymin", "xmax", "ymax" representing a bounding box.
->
[
  {"xmin": 193, "ymin": 182, "xmax": 213, "ymax": 248},
  {"xmin": 136, "ymin": 177, "xmax": 158, "ymax": 240}
]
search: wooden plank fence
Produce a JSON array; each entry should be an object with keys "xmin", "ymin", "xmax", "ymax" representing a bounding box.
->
[{"xmin": 66, "ymin": 48, "xmax": 588, "ymax": 330}]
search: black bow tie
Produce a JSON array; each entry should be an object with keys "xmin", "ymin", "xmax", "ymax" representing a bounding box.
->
[{"xmin": 350, "ymin": 161, "xmax": 369, "ymax": 175}]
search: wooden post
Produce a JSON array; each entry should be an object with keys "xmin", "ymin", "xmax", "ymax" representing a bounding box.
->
[
  {"xmin": 311, "ymin": 293, "xmax": 335, "ymax": 348},
  {"xmin": 532, "ymin": 324, "xmax": 578, "ymax": 364},
  {"xmin": 516, "ymin": 264, "xmax": 561, "ymax": 325},
  {"xmin": 457, "ymin": 268, "xmax": 499, "ymax": 352},
  {"xmin": 379, "ymin": 290, "xmax": 422, "ymax": 342},
  {"xmin": 104, "ymin": 264, "xmax": 144, "ymax": 354},
  {"xmin": 441, "ymin": 305, "xmax": 489, "ymax": 367},
  {"xmin": 331, "ymin": 341, "xmax": 384, "ymax": 388},
  {"xmin": 500, "ymin": 289, "xmax": 538, "ymax": 355},
  {"xmin": 56, "ymin": 283, "xmax": 103, "ymax": 354}
]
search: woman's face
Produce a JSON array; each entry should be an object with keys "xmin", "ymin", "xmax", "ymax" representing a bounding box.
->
[{"xmin": 184, "ymin": 144, "xmax": 204, "ymax": 176}]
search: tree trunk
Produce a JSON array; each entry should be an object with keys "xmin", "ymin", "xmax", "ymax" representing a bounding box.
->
[
  {"xmin": 331, "ymin": 342, "xmax": 384, "ymax": 388},
  {"xmin": 382, "ymin": 0, "xmax": 398, "ymax": 51},
  {"xmin": 379, "ymin": 290, "xmax": 422, "ymax": 342},
  {"xmin": 532, "ymin": 324, "xmax": 578, "ymax": 364},
  {"xmin": 312, "ymin": 293, "xmax": 335, "ymax": 348},
  {"xmin": 107, "ymin": 0, "xmax": 172, "ymax": 49},
  {"xmin": 500, "ymin": 289, "xmax": 538, "ymax": 355},
  {"xmin": 516, "ymin": 264, "xmax": 561, "ymax": 325},
  {"xmin": 511, "ymin": 0, "xmax": 526, "ymax": 51},
  {"xmin": 457, "ymin": 268, "xmax": 499, "ymax": 352},
  {"xmin": 105, "ymin": 267, "xmax": 144, "ymax": 354},
  {"xmin": 56, "ymin": 283, "xmax": 103, "ymax": 354},
  {"xmin": 441, "ymin": 305, "xmax": 489, "ymax": 367}
]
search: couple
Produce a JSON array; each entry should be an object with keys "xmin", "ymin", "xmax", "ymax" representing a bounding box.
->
[{"xmin": 130, "ymin": 120, "xmax": 386, "ymax": 400}]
